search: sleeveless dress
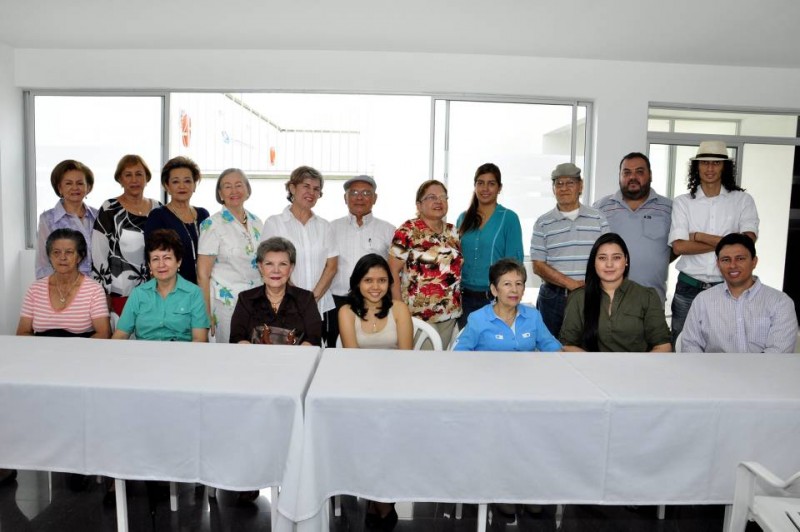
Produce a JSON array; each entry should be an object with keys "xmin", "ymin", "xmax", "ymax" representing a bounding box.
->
[{"xmin": 354, "ymin": 312, "xmax": 399, "ymax": 349}]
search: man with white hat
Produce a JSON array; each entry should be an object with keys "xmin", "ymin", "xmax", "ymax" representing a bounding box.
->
[
  {"xmin": 668, "ymin": 140, "xmax": 759, "ymax": 345},
  {"xmin": 329, "ymin": 175, "xmax": 396, "ymax": 343},
  {"xmin": 531, "ymin": 162, "xmax": 609, "ymax": 337}
]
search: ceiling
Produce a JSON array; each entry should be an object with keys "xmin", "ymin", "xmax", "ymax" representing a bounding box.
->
[{"xmin": 1, "ymin": 0, "xmax": 799, "ymax": 69}]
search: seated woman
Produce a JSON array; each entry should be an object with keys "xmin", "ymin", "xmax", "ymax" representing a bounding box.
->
[
  {"xmin": 455, "ymin": 258, "xmax": 560, "ymax": 352},
  {"xmin": 18, "ymin": 228, "xmax": 110, "ymax": 338},
  {"xmin": 560, "ymin": 233, "xmax": 671, "ymax": 352},
  {"xmin": 230, "ymin": 237, "xmax": 322, "ymax": 346},
  {"xmin": 338, "ymin": 253, "xmax": 413, "ymax": 349},
  {"xmin": 112, "ymin": 229, "xmax": 209, "ymax": 342}
]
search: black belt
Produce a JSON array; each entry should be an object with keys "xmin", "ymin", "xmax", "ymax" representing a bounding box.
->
[
  {"xmin": 678, "ymin": 272, "xmax": 722, "ymax": 291},
  {"xmin": 542, "ymin": 282, "xmax": 569, "ymax": 296},
  {"xmin": 462, "ymin": 288, "xmax": 491, "ymax": 298}
]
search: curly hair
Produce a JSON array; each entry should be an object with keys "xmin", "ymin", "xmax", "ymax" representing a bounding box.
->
[{"xmin": 687, "ymin": 160, "xmax": 743, "ymax": 198}]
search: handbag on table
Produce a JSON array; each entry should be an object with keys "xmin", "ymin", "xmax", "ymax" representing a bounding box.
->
[{"xmin": 250, "ymin": 324, "xmax": 303, "ymax": 345}]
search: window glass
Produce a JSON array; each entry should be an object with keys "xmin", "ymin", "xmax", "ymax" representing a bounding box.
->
[{"xmin": 33, "ymin": 96, "xmax": 163, "ymax": 219}]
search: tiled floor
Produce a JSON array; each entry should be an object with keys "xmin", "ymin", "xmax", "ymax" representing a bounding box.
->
[{"xmin": 0, "ymin": 471, "xmax": 760, "ymax": 531}]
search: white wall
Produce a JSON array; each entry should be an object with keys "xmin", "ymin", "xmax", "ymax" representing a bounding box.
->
[
  {"xmin": 5, "ymin": 48, "xmax": 800, "ymax": 331},
  {"xmin": 0, "ymin": 42, "xmax": 25, "ymax": 334}
]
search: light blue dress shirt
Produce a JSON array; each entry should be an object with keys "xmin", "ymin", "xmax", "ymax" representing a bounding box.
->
[{"xmin": 454, "ymin": 303, "xmax": 562, "ymax": 352}]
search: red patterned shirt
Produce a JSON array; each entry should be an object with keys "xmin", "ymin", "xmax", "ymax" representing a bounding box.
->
[{"xmin": 390, "ymin": 218, "xmax": 462, "ymax": 323}]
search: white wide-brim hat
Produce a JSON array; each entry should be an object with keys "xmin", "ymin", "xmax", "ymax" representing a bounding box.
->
[{"xmin": 692, "ymin": 140, "xmax": 730, "ymax": 161}]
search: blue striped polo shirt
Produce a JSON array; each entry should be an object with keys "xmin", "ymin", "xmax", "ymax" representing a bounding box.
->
[{"xmin": 530, "ymin": 204, "xmax": 609, "ymax": 280}]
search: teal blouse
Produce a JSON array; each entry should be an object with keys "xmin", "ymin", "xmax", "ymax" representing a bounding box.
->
[
  {"xmin": 457, "ymin": 204, "xmax": 524, "ymax": 291},
  {"xmin": 117, "ymin": 276, "xmax": 210, "ymax": 341}
]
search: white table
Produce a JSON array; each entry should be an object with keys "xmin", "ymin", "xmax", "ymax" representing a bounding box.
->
[
  {"xmin": 276, "ymin": 349, "xmax": 800, "ymax": 531},
  {"xmin": 0, "ymin": 335, "xmax": 321, "ymax": 531}
]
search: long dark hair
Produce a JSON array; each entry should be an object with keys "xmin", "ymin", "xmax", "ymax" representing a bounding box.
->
[
  {"xmin": 687, "ymin": 160, "xmax": 743, "ymax": 198},
  {"xmin": 582, "ymin": 233, "xmax": 630, "ymax": 352},
  {"xmin": 347, "ymin": 253, "xmax": 394, "ymax": 320},
  {"xmin": 458, "ymin": 163, "xmax": 502, "ymax": 237}
]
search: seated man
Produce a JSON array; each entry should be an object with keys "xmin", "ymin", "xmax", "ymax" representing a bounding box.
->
[{"xmin": 681, "ymin": 233, "xmax": 798, "ymax": 353}]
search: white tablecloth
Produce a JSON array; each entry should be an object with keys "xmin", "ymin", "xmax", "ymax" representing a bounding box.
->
[
  {"xmin": 0, "ymin": 335, "xmax": 320, "ymax": 491},
  {"xmin": 277, "ymin": 349, "xmax": 800, "ymax": 527}
]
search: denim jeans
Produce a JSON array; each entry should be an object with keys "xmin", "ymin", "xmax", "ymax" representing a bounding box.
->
[
  {"xmin": 670, "ymin": 279, "xmax": 703, "ymax": 347},
  {"xmin": 458, "ymin": 289, "xmax": 493, "ymax": 330},
  {"xmin": 536, "ymin": 283, "xmax": 568, "ymax": 338}
]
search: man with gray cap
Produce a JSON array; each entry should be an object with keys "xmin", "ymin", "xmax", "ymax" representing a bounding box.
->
[
  {"xmin": 531, "ymin": 162, "xmax": 609, "ymax": 337},
  {"xmin": 330, "ymin": 175, "xmax": 396, "ymax": 342}
]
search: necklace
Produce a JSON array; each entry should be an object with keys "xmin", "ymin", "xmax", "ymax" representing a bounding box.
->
[
  {"xmin": 167, "ymin": 204, "xmax": 199, "ymax": 261},
  {"xmin": 267, "ymin": 294, "xmax": 284, "ymax": 313},
  {"xmin": 53, "ymin": 274, "xmax": 81, "ymax": 304},
  {"xmin": 238, "ymin": 215, "xmax": 255, "ymax": 255}
]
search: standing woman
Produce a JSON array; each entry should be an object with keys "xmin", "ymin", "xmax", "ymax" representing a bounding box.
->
[
  {"xmin": 389, "ymin": 179, "xmax": 462, "ymax": 348},
  {"xmin": 456, "ymin": 163, "xmax": 524, "ymax": 329},
  {"xmin": 260, "ymin": 166, "xmax": 338, "ymax": 346},
  {"xmin": 144, "ymin": 156, "xmax": 210, "ymax": 284},
  {"xmin": 560, "ymin": 233, "xmax": 672, "ymax": 352},
  {"xmin": 197, "ymin": 168, "xmax": 263, "ymax": 344},
  {"xmin": 92, "ymin": 154, "xmax": 161, "ymax": 317},
  {"xmin": 338, "ymin": 253, "xmax": 413, "ymax": 350},
  {"xmin": 36, "ymin": 159, "xmax": 98, "ymax": 279}
]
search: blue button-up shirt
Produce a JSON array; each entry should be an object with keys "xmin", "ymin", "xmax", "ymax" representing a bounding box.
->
[{"xmin": 455, "ymin": 303, "xmax": 562, "ymax": 352}]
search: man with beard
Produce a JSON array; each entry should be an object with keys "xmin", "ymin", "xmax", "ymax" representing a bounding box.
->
[{"xmin": 594, "ymin": 152, "xmax": 672, "ymax": 302}]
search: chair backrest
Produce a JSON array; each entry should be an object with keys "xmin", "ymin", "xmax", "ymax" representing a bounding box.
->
[
  {"xmin": 412, "ymin": 317, "xmax": 443, "ymax": 350},
  {"xmin": 728, "ymin": 461, "xmax": 800, "ymax": 532},
  {"xmin": 447, "ymin": 326, "xmax": 464, "ymax": 351},
  {"xmin": 795, "ymin": 332, "xmax": 800, "ymax": 353}
]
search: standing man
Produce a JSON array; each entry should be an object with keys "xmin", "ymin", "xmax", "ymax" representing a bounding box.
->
[
  {"xmin": 669, "ymin": 141, "xmax": 759, "ymax": 343},
  {"xmin": 680, "ymin": 233, "xmax": 797, "ymax": 353},
  {"xmin": 594, "ymin": 152, "xmax": 673, "ymax": 302},
  {"xmin": 531, "ymin": 162, "xmax": 609, "ymax": 337},
  {"xmin": 330, "ymin": 175, "xmax": 396, "ymax": 343}
]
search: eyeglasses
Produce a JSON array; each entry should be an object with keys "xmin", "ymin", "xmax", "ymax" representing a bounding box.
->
[
  {"xmin": 553, "ymin": 179, "xmax": 579, "ymax": 189},
  {"xmin": 50, "ymin": 249, "xmax": 77, "ymax": 258},
  {"xmin": 347, "ymin": 190, "xmax": 374, "ymax": 198},
  {"xmin": 420, "ymin": 194, "xmax": 448, "ymax": 203}
]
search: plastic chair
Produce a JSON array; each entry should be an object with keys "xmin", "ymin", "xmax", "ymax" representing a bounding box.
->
[
  {"xmin": 411, "ymin": 317, "xmax": 443, "ymax": 350},
  {"xmin": 447, "ymin": 325, "xmax": 462, "ymax": 351},
  {"xmin": 727, "ymin": 461, "xmax": 800, "ymax": 532},
  {"xmin": 674, "ymin": 331, "xmax": 683, "ymax": 353}
]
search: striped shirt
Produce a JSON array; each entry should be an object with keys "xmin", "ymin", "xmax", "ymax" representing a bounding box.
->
[
  {"xmin": 530, "ymin": 204, "xmax": 609, "ymax": 280},
  {"xmin": 20, "ymin": 276, "xmax": 109, "ymax": 334},
  {"xmin": 681, "ymin": 278, "xmax": 798, "ymax": 353}
]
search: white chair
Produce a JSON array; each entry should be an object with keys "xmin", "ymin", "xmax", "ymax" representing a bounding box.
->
[
  {"xmin": 794, "ymin": 332, "xmax": 800, "ymax": 353},
  {"xmin": 727, "ymin": 461, "xmax": 800, "ymax": 532},
  {"xmin": 447, "ymin": 324, "xmax": 462, "ymax": 350},
  {"xmin": 411, "ymin": 317, "xmax": 443, "ymax": 350}
]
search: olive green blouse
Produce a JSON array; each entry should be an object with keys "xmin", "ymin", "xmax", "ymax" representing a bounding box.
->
[{"xmin": 559, "ymin": 279, "xmax": 671, "ymax": 352}]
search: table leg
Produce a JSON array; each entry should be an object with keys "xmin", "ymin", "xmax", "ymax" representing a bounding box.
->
[
  {"xmin": 657, "ymin": 504, "xmax": 666, "ymax": 520},
  {"xmin": 170, "ymin": 482, "xmax": 178, "ymax": 511},
  {"xmin": 555, "ymin": 504, "xmax": 564, "ymax": 529},
  {"xmin": 115, "ymin": 479, "xmax": 128, "ymax": 532},
  {"xmin": 271, "ymin": 487, "xmax": 279, "ymax": 531},
  {"xmin": 477, "ymin": 504, "xmax": 487, "ymax": 532},
  {"xmin": 456, "ymin": 502, "xmax": 463, "ymax": 519},
  {"xmin": 722, "ymin": 504, "xmax": 732, "ymax": 531}
]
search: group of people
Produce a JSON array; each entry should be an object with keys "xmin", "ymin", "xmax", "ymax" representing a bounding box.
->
[
  {"xmin": 7, "ymin": 142, "xmax": 798, "ymax": 512},
  {"xmin": 18, "ymin": 142, "xmax": 799, "ymax": 355}
]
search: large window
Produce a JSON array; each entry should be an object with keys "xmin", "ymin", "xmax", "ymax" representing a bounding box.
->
[
  {"xmin": 647, "ymin": 106, "xmax": 800, "ymax": 303},
  {"xmin": 26, "ymin": 91, "xmax": 592, "ymax": 268},
  {"xmin": 30, "ymin": 95, "xmax": 163, "ymax": 226}
]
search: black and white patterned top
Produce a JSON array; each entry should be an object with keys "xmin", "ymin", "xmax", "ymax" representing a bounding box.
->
[{"xmin": 91, "ymin": 197, "xmax": 162, "ymax": 298}]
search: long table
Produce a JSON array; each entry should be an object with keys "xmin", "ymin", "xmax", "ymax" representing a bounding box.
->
[
  {"xmin": 276, "ymin": 349, "xmax": 800, "ymax": 531},
  {"xmin": 0, "ymin": 336, "xmax": 320, "ymax": 531}
]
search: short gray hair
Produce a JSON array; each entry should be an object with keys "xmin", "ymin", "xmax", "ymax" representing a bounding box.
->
[
  {"xmin": 215, "ymin": 168, "xmax": 251, "ymax": 204},
  {"xmin": 256, "ymin": 237, "xmax": 297, "ymax": 265}
]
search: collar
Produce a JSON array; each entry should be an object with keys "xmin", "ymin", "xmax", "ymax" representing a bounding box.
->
[
  {"xmin": 347, "ymin": 211, "xmax": 374, "ymax": 226},
  {"xmin": 724, "ymin": 277, "xmax": 762, "ymax": 300},
  {"xmin": 696, "ymin": 186, "xmax": 730, "ymax": 199},
  {"xmin": 612, "ymin": 189, "xmax": 660, "ymax": 209},
  {"xmin": 553, "ymin": 204, "xmax": 593, "ymax": 219},
  {"xmin": 52, "ymin": 199, "xmax": 93, "ymax": 223},
  {"xmin": 221, "ymin": 206, "xmax": 254, "ymax": 224},
  {"xmin": 142, "ymin": 275, "xmax": 193, "ymax": 296},
  {"xmin": 280, "ymin": 205, "xmax": 316, "ymax": 223}
]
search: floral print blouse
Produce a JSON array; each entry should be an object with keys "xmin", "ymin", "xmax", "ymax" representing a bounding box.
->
[
  {"xmin": 390, "ymin": 217, "xmax": 462, "ymax": 323},
  {"xmin": 197, "ymin": 207, "xmax": 263, "ymax": 309}
]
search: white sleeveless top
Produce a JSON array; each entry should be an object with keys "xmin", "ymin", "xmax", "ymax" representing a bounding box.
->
[{"xmin": 354, "ymin": 310, "xmax": 399, "ymax": 349}]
